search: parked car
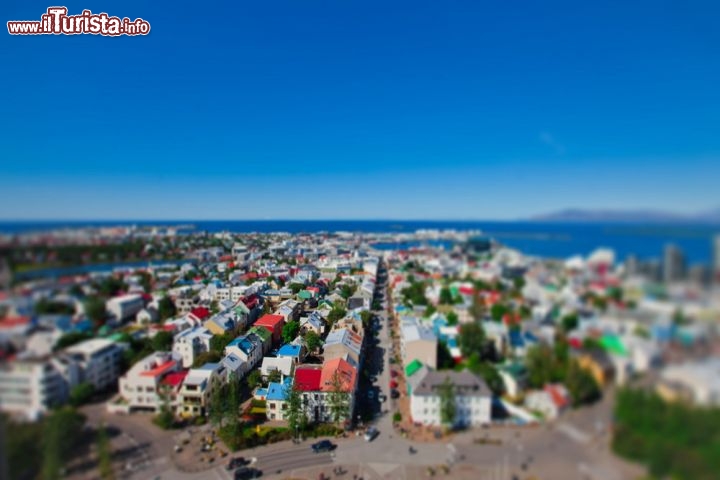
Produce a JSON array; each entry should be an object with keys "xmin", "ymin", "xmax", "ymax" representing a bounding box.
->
[
  {"xmin": 379, "ymin": 393, "xmax": 388, "ymax": 402},
  {"xmin": 390, "ymin": 389, "xmax": 400, "ymax": 399},
  {"xmin": 311, "ymin": 440, "xmax": 335, "ymax": 453},
  {"xmin": 364, "ymin": 426, "xmax": 379, "ymax": 442},
  {"xmin": 227, "ymin": 457, "xmax": 248, "ymax": 470},
  {"xmin": 234, "ymin": 467, "xmax": 263, "ymax": 479},
  {"xmin": 390, "ymin": 370, "xmax": 398, "ymax": 378},
  {"xmin": 367, "ymin": 390, "xmax": 375, "ymax": 400}
]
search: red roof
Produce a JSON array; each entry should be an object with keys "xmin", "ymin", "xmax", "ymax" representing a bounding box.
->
[
  {"xmin": 255, "ymin": 314, "xmax": 285, "ymax": 331},
  {"xmin": 568, "ymin": 338, "xmax": 582, "ymax": 349},
  {"xmin": 242, "ymin": 272, "xmax": 258, "ymax": 281},
  {"xmin": 140, "ymin": 359, "xmax": 177, "ymax": 378},
  {"xmin": 219, "ymin": 255, "xmax": 233, "ymax": 262},
  {"xmin": 294, "ymin": 367, "xmax": 322, "ymax": 392},
  {"xmin": 458, "ymin": 286, "xmax": 475, "ymax": 296},
  {"xmin": 161, "ymin": 370, "xmax": 189, "ymax": 387},
  {"xmin": 190, "ymin": 307, "xmax": 210, "ymax": 320},
  {"xmin": 242, "ymin": 294, "xmax": 259, "ymax": 310},
  {"xmin": 0, "ymin": 316, "xmax": 31, "ymax": 330},
  {"xmin": 545, "ymin": 384, "xmax": 569, "ymax": 409},
  {"xmin": 307, "ymin": 287, "xmax": 320, "ymax": 293}
]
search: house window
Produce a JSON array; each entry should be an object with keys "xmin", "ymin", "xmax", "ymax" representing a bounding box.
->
[{"xmin": 269, "ymin": 403, "xmax": 276, "ymax": 410}]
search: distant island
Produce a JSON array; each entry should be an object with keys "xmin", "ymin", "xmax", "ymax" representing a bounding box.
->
[{"xmin": 532, "ymin": 208, "xmax": 720, "ymax": 223}]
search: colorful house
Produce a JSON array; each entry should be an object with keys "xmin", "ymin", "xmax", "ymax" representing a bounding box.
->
[{"xmin": 254, "ymin": 314, "xmax": 286, "ymax": 345}]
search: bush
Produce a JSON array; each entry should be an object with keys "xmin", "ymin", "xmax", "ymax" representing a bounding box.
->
[
  {"xmin": 152, "ymin": 411, "xmax": 176, "ymax": 430},
  {"xmin": 393, "ymin": 412, "xmax": 402, "ymax": 423},
  {"xmin": 69, "ymin": 382, "xmax": 95, "ymax": 407}
]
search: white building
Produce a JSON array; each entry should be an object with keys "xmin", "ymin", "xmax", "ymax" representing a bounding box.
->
[
  {"xmin": 117, "ymin": 351, "xmax": 184, "ymax": 412},
  {"xmin": 400, "ymin": 317, "xmax": 438, "ymax": 370},
  {"xmin": 178, "ymin": 363, "xmax": 220, "ymax": 418},
  {"xmin": 106, "ymin": 294, "xmax": 145, "ymax": 322},
  {"xmin": 173, "ymin": 327, "xmax": 213, "ymax": 368},
  {"xmin": 260, "ymin": 356, "xmax": 294, "ymax": 378},
  {"xmin": 64, "ymin": 338, "xmax": 124, "ymax": 391},
  {"xmin": 0, "ymin": 356, "xmax": 78, "ymax": 421},
  {"xmin": 409, "ymin": 370, "xmax": 491, "ymax": 427}
]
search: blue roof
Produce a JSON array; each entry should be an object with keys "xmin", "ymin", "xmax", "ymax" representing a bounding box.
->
[
  {"xmin": 255, "ymin": 388, "xmax": 268, "ymax": 397},
  {"xmin": 277, "ymin": 344, "xmax": 301, "ymax": 358},
  {"xmin": 395, "ymin": 305, "xmax": 407, "ymax": 313},
  {"xmin": 509, "ymin": 330, "xmax": 525, "ymax": 348},
  {"xmin": 228, "ymin": 336, "xmax": 254, "ymax": 354},
  {"xmin": 524, "ymin": 331, "xmax": 539, "ymax": 343},
  {"xmin": 266, "ymin": 381, "xmax": 289, "ymax": 401}
]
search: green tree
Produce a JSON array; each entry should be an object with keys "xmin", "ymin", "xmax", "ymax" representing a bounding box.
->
[
  {"xmin": 247, "ymin": 370, "xmax": 262, "ymax": 390},
  {"xmin": 153, "ymin": 385, "xmax": 175, "ymax": 429},
  {"xmin": 42, "ymin": 407, "xmax": 85, "ymax": 480},
  {"xmin": 35, "ymin": 299, "xmax": 75, "ymax": 315},
  {"xmin": 284, "ymin": 384, "xmax": 306, "ymax": 438},
  {"xmin": 84, "ymin": 296, "xmax": 107, "ymax": 327},
  {"xmin": 267, "ymin": 369, "xmax": 282, "ymax": 384},
  {"xmin": 446, "ymin": 311, "xmax": 459, "ymax": 326},
  {"xmin": 152, "ymin": 331, "xmax": 174, "ymax": 351},
  {"xmin": 158, "ymin": 296, "xmax": 176, "ymax": 321},
  {"xmin": 490, "ymin": 303, "xmax": 508, "ymax": 322},
  {"xmin": 437, "ymin": 341, "xmax": 455, "ymax": 370},
  {"xmin": 304, "ymin": 330, "xmax": 323, "ymax": 353},
  {"xmin": 439, "ymin": 287, "xmax": 454, "ymax": 305},
  {"xmin": 98, "ymin": 276, "xmax": 125, "ymax": 296},
  {"xmin": 55, "ymin": 331, "xmax": 93, "ymax": 350},
  {"xmin": 69, "ymin": 382, "xmax": 95, "ymax": 407},
  {"xmin": 289, "ymin": 283, "xmax": 305, "ymax": 294},
  {"xmin": 561, "ymin": 313, "xmax": 579, "ymax": 333},
  {"xmin": 438, "ymin": 376, "xmax": 456, "ymax": 428},
  {"xmin": 97, "ymin": 424, "xmax": 114, "ymax": 480},
  {"xmin": 210, "ymin": 333, "xmax": 234, "ymax": 354},
  {"xmin": 458, "ymin": 322, "xmax": 486, "ymax": 358},
  {"xmin": 565, "ymin": 360, "xmax": 601, "ymax": 407},
  {"xmin": 513, "ymin": 276, "xmax": 526, "ymax": 292},
  {"xmin": 282, "ymin": 320, "xmax": 300, "ymax": 343},
  {"xmin": 466, "ymin": 353, "xmax": 504, "ymax": 395},
  {"xmin": 192, "ymin": 350, "xmax": 221, "ymax": 367},
  {"xmin": 424, "ymin": 304, "xmax": 437, "ymax": 318},
  {"xmin": 470, "ymin": 293, "xmax": 485, "ymax": 321},
  {"xmin": 327, "ymin": 307, "xmax": 346, "ymax": 327},
  {"xmin": 327, "ymin": 372, "xmax": 350, "ymax": 426},
  {"xmin": 225, "ymin": 373, "xmax": 241, "ymax": 427},
  {"xmin": 208, "ymin": 379, "xmax": 225, "ymax": 427}
]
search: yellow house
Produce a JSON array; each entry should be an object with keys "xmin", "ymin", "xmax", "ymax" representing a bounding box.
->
[{"xmin": 577, "ymin": 350, "xmax": 614, "ymax": 387}]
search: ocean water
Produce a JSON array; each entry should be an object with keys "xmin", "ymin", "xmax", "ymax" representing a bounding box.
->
[{"xmin": 1, "ymin": 220, "xmax": 718, "ymax": 266}]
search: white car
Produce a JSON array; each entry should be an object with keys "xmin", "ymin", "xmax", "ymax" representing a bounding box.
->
[{"xmin": 364, "ymin": 426, "xmax": 379, "ymax": 442}]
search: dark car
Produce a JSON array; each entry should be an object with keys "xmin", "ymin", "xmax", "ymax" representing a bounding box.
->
[
  {"xmin": 390, "ymin": 389, "xmax": 400, "ymax": 399},
  {"xmin": 234, "ymin": 467, "xmax": 263, "ymax": 479},
  {"xmin": 226, "ymin": 457, "xmax": 247, "ymax": 470},
  {"xmin": 311, "ymin": 440, "xmax": 335, "ymax": 453}
]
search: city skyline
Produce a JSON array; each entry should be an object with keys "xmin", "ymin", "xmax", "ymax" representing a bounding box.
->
[{"xmin": 2, "ymin": 1, "xmax": 720, "ymax": 220}]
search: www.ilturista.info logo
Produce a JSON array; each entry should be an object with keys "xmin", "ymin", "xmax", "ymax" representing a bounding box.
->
[{"xmin": 7, "ymin": 7, "xmax": 150, "ymax": 36}]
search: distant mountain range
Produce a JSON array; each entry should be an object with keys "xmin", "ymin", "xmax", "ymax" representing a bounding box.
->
[{"xmin": 531, "ymin": 208, "xmax": 720, "ymax": 223}]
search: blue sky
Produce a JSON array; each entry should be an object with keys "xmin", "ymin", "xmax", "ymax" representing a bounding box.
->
[{"xmin": 1, "ymin": 1, "xmax": 719, "ymax": 220}]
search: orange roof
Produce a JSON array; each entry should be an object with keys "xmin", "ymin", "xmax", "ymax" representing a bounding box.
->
[
  {"xmin": 320, "ymin": 358, "xmax": 357, "ymax": 393},
  {"xmin": 140, "ymin": 359, "xmax": 177, "ymax": 377}
]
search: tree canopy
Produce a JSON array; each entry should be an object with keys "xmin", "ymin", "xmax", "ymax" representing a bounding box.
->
[
  {"xmin": 458, "ymin": 322, "xmax": 486, "ymax": 359},
  {"xmin": 304, "ymin": 330, "xmax": 323, "ymax": 352},
  {"xmin": 282, "ymin": 320, "xmax": 300, "ymax": 343},
  {"xmin": 613, "ymin": 388, "xmax": 720, "ymax": 480}
]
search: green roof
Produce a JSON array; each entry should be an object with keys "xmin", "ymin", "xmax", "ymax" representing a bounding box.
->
[
  {"xmin": 298, "ymin": 290, "xmax": 313, "ymax": 300},
  {"xmin": 600, "ymin": 334, "xmax": 628, "ymax": 356},
  {"xmin": 406, "ymin": 359, "xmax": 424, "ymax": 377},
  {"xmin": 249, "ymin": 326, "xmax": 271, "ymax": 341}
]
